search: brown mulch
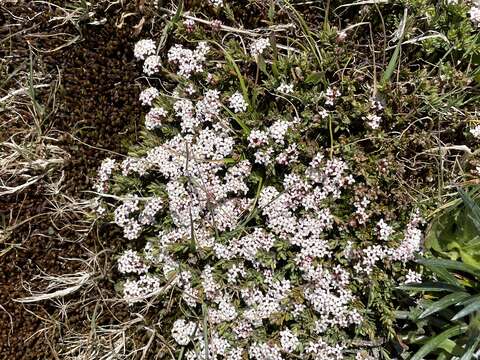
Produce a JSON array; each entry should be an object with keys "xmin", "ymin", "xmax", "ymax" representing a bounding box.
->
[{"xmin": 0, "ymin": 2, "xmax": 149, "ymax": 358}]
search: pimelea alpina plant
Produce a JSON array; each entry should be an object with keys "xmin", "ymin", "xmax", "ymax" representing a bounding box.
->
[{"xmin": 90, "ymin": 30, "xmax": 431, "ymax": 358}]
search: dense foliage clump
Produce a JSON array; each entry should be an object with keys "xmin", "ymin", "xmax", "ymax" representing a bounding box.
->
[{"xmin": 92, "ymin": 0, "xmax": 480, "ymax": 358}]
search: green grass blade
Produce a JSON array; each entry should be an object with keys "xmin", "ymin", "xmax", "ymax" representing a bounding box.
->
[
  {"xmin": 410, "ymin": 324, "xmax": 468, "ymax": 360},
  {"xmin": 381, "ymin": 8, "xmax": 408, "ymax": 83},
  {"xmin": 419, "ymin": 292, "xmax": 470, "ymax": 319}
]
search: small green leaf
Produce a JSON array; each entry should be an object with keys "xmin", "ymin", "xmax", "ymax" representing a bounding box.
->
[
  {"xmin": 257, "ymin": 54, "xmax": 268, "ymax": 76},
  {"xmin": 305, "ymin": 72, "xmax": 324, "ymax": 85}
]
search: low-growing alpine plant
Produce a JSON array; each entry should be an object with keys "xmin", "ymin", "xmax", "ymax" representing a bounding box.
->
[{"xmin": 91, "ymin": 0, "xmax": 480, "ymax": 358}]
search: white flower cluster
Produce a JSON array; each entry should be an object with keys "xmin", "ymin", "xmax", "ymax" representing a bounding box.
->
[
  {"xmin": 114, "ymin": 196, "xmax": 163, "ymax": 240},
  {"xmin": 172, "ymin": 319, "xmax": 197, "ymax": 345},
  {"xmin": 134, "ymin": 39, "xmax": 163, "ymax": 76},
  {"xmin": 355, "ymin": 213, "xmax": 424, "ymax": 274},
  {"xmin": 94, "ymin": 158, "xmax": 116, "ymax": 192},
  {"xmin": 139, "ymin": 87, "xmax": 159, "ymax": 106},
  {"xmin": 117, "ymin": 249, "xmax": 149, "ymax": 274},
  {"xmin": 249, "ymin": 343, "xmax": 283, "ymax": 360},
  {"xmin": 143, "ymin": 55, "xmax": 161, "ymax": 76},
  {"xmin": 229, "ymin": 91, "xmax": 248, "ymax": 113},
  {"xmin": 470, "ymin": 5, "xmax": 480, "ymax": 27},
  {"xmin": 325, "ymin": 87, "xmax": 341, "ymax": 106},
  {"xmin": 167, "ymin": 42, "xmax": 210, "ymax": 78},
  {"xmin": 470, "ymin": 124, "xmax": 480, "ymax": 139},
  {"xmin": 279, "ymin": 328, "xmax": 300, "ymax": 353},
  {"xmin": 208, "ymin": 0, "xmax": 223, "ymax": 7},
  {"xmin": 121, "ymin": 157, "xmax": 150, "ymax": 176},
  {"xmin": 250, "ymin": 38, "xmax": 270, "ymax": 57},
  {"xmin": 96, "ymin": 37, "xmax": 428, "ymax": 359},
  {"xmin": 404, "ymin": 269, "xmax": 422, "ymax": 284},
  {"xmin": 144, "ymin": 107, "xmax": 167, "ymax": 130},
  {"xmin": 365, "ymin": 113, "xmax": 381, "ymax": 129},
  {"xmin": 134, "ymin": 39, "xmax": 156, "ymax": 60},
  {"xmin": 277, "ymin": 82, "xmax": 294, "ymax": 94},
  {"xmin": 306, "ymin": 339, "xmax": 345, "ymax": 360},
  {"xmin": 377, "ymin": 218, "xmax": 393, "ymax": 241},
  {"xmin": 123, "ymin": 274, "xmax": 161, "ymax": 303}
]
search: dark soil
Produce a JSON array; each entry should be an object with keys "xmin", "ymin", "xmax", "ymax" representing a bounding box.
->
[{"xmin": 0, "ymin": 2, "xmax": 149, "ymax": 358}]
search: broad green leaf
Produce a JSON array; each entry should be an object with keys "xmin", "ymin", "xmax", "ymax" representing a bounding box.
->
[
  {"xmin": 398, "ymin": 282, "xmax": 465, "ymax": 293},
  {"xmin": 417, "ymin": 258, "xmax": 480, "ymax": 278},
  {"xmin": 418, "ymin": 292, "xmax": 470, "ymax": 319},
  {"xmin": 428, "ymin": 265, "xmax": 460, "ymax": 286},
  {"xmin": 458, "ymin": 294, "xmax": 480, "ymax": 307},
  {"xmin": 410, "ymin": 324, "xmax": 468, "ymax": 360},
  {"xmin": 452, "ymin": 298, "xmax": 480, "ymax": 320}
]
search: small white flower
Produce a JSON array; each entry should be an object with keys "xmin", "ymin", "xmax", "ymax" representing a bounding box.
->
[
  {"xmin": 325, "ymin": 87, "xmax": 341, "ymax": 106},
  {"xmin": 470, "ymin": 6, "xmax": 480, "ymax": 27},
  {"xmin": 470, "ymin": 125, "xmax": 480, "ymax": 139},
  {"xmin": 319, "ymin": 109, "xmax": 329, "ymax": 119},
  {"xmin": 377, "ymin": 218, "xmax": 393, "ymax": 241},
  {"xmin": 277, "ymin": 83, "xmax": 294, "ymax": 94},
  {"xmin": 209, "ymin": 0, "xmax": 223, "ymax": 7}
]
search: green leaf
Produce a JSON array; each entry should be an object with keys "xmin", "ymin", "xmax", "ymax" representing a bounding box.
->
[
  {"xmin": 418, "ymin": 292, "xmax": 470, "ymax": 319},
  {"xmin": 417, "ymin": 258, "xmax": 480, "ymax": 278},
  {"xmin": 381, "ymin": 8, "xmax": 408, "ymax": 83},
  {"xmin": 410, "ymin": 324, "xmax": 468, "ymax": 360},
  {"xmin": 257, "ymin": 54, "xmax": 268, "ymax": 76},
  {"xmin": 452, "ymin": 298, "xmax": 480, "ymax": 320},
  {"xmin": 459, "ymin": 330, "xmax": 480, "ymax": 360},
  {"xmin": 428, "ymin": 265, "xmax": 461, "ymax": 286},
  {"xmin": 398, "ymin": 282, "xmax": 465, "ymax": 293},
  {"xmin": 458, "ymin": 188, "xmax": 480, "ymax": 233}
]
